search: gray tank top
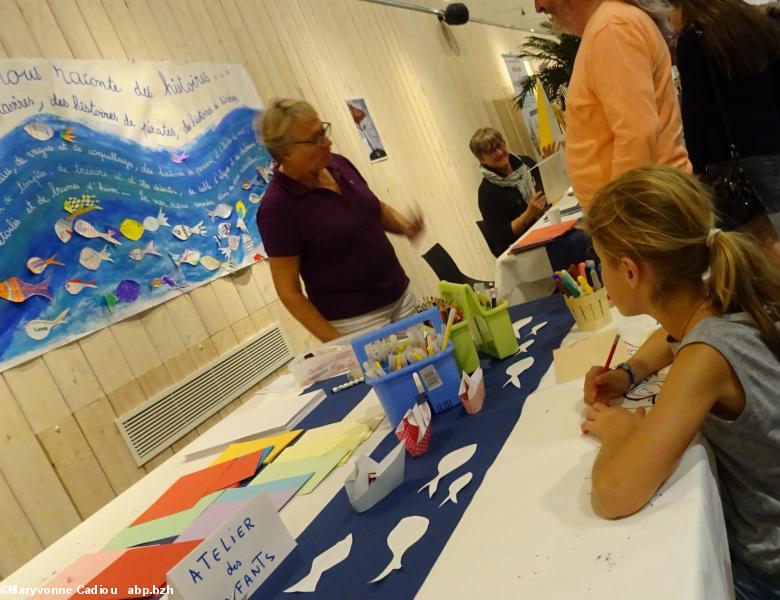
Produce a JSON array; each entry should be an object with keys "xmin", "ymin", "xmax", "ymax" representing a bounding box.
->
[{"xmin": 676, "ymin": 313, "xmax": 780, "ymax": 577}]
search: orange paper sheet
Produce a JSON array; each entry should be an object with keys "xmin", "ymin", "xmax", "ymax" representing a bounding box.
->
[
  {"xmin": 509, "ymin": 219, "xmax": 578, "ymax": 253},
  {"xmin": 132, "ymin": 450, "xmax": 264, "ymax": 526}
]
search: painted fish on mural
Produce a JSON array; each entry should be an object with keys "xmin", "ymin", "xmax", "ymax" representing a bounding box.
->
[
  {"xmin": 119, "ymin": 219, "xmax": 145, "ymax": 241},
  {"xmin": 79, "ymin": 245, "xmax": 114, "ymax": 271},
  {"xmin": 199, "ymin": 256, "xmax": 222, "ymax": 271},
  {"xmin": 235, "ymin": 200, "xmax": 247, "ymax": 219},
  {"xmin": 207, "ymin": 203, "xmax": 233, "ymax": 221},
  {"xmin": 150, "ymin": 275, "xmax": 186, "ymax": 290},
  {"xmin": 142, "ymin": 208, "xmax": 170, "ymax": 232},
  {"xmin": 129, "ymin": 240, "xmax": 162, "ymax": 261},
  {"xmin": 0, "ymin": 277, "xmax": 53, "ymax": 303},
  {"xmin": 54, "ymin": 218, "xmax": 74, "ymax": 243},
  {"xmin": 26, "ymin": 254, "xmax": 65, "ymax": 275},
  {"xmin": 24, "ymin": 122, "xmax": 54, "ymax": 141},
  {"xmin": 24, "ymin": 309, "xmax": 69, "ymax": 341},
  {"xmin": 59, "ymin": 127, "xmax": 76, "ymax": 143},
  {"xmin": 241, "ymin": 233, "xmax": 255, "ymax": 255},
  {"xmin": 171, "ymin": 152, "xmax": 189, "ymax": 164},
  {"xmin": 115, "ymin": 280, "xmax": 141, "ymax": 303},
  {"xmin": 64, "ymin": 194, "xmax": 101, "ymax": 214},
  {"xmin": 216, "ymin": 222, "xmax": 231, "ymax": 240},
  {"xmin": 248, "ymin": 192, "xmax": 264, "ymax": 205},
  {"xmin": 170, "ymin": 249, "xmax": 202, "ymax": 267},
  {"xmin": 172, "ymin": 221, "xmax": 207, "ymax": 241},
  {"xmin": 64, "ymin": 279, "xmax": 97, "ymax": 295},
  {"xmin": 74, "ymin": 219, "xmax": 122, "ymax": 246}
]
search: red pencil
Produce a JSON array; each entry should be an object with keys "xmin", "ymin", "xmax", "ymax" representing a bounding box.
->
[{"xmin": 601, "ymin": 334, "xmax": 621, "ymax": 373}]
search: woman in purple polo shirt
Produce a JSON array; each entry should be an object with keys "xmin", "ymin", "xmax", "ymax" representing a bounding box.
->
[{"xmin": 255, "ymin": 99, "xmax": 424, "ymax": 342}]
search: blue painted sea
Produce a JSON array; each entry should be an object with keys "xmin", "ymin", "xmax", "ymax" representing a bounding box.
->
[{"xmin": 0, "ymin": 106, "xmax": 272, "ymax": 369}]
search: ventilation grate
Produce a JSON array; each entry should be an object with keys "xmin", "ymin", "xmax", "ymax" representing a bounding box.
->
[{"xmin": 116, "ymin": 324, "xmax": 292, "ymax": 466}]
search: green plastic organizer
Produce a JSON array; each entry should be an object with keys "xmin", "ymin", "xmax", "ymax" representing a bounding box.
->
[{"xmin": 439, "ymin": 281, "xmax": 519, "ymax": 360}]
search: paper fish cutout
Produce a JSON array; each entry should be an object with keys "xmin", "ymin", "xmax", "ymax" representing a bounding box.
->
[
  {"xmin": 257, "ymin": 165, "xmax": 272, "ymax": 184},
  {"xmin": 459, "ymin": 368, "xmax": 485, "ymax": 415},
  {"xmin": 514, "ymin": 339, "xmax": 535, "ymax": 355},
  {"xmin": 207, "ymin": 203, "xmax": 232, "ymax": 221},
  {"xmin": 24, "ymin": 122, "xmax": 54, "ymax": 141},
  {"xmin": 241, "ymin": 179, "xmax": 255, "ymax": 190},
  {"xmin": 284, "ymin": 534, "xmax": 353, "ymax": 594},
  {"xmin": 395, "ymin": 401, "xmax": 431, "ymax": 458},
  {"xmin": 345, "ymin": 443, "xmax": 405, "ymax": 514},
  {"xmin": 369, "ymin": 516, "xmax": 429, "ymax": 583},
  {"xmin": 227, "ymin": 235, "xmax": 240, "ymax": 251},
  {"xmin": 172, "ymin": 221, "xmax": 206, "ymax": 241},
  {"xmin": 25, "ymin": 309, "xmax": 69, "ymax": 341},
  {"xmin": 59, "ymin": 127, "xmax": 76, "ymax": 143},
  {"xmin": 79, "ymin": 245, "xmax": 113, "ymax": 271},
  {"xmin": 74, "ymin": 219, "xmax": 121, "ymax": 246},
  {"xmin": 64, "ymin": 194, "xmax": 100, "ymax": 214},
  {"xmin": 115, "ymin": 280, "xmax": 141, "ymax": 303},
  {"xmin": 512, "ymin": 316, "xmax": 533, "ymax": 339},
  {"xmin": 248, "ymin": 192, "xmax": 263, "ymax": 204},
  {"xmin": 54, "ymin": 218, "xmax": 74, "ymax": 243},
  {"xmin": 0, "ymin": 277, "xmax": 53, "ymax": 303},
  {"xmin": 504, "ymin": 356, "xmax": 535, "ymax": 389},
  {"xmin": 129, "ymin": 240, "xmax": 162, "ymax": 261},
  {"xmin": 65, "ymin": 279, "xmax": 97, "ymax": 295},
  {"xmin": 438, "ymin": 472, "xmax": 473, "ymax": 508},
  {"xmin": 417, "ymin": 444, "xmax": 477, "ymax": 498},
  {"xmin": 27, "ymin": 254, "xmax": 64, "ymax": 275},
  {"xmin": 170, "ymin": 249, "xmax": 201, "ymax": 267},
  {"xmin": 235, "ymin": 200, "xmax": 247, "ymax": 219},
  {"xmin": 142, "ymin": 208, "xmax": 169, "ymax": 232},
  {"xmin": 104, "ymin": 294, "xmax": 117, "ymax": 312},
  {"xmin": 119, "ymin": 219, "xmax": 144, "ymax": 241},
  {"xmin": 531, "ymin": 321, "xmax": 548, "ymax": 336},
  {"xmin": 170, "ymin": 152, "xmax": 189, "ymax": 164},
  {"xmin": 216, "ymin": 222, "xmax": 231, "ymax": 240},
  {"xmin": 199, "ymin": 256, "xmax": 222, "ymax": 271},
  {"xmin": 236, "ymin": 216, "xmax": 248, "ymax": 233},
  {"xmin": 150, "ymin": 275, "xmax": 186, "ymax": 290}
]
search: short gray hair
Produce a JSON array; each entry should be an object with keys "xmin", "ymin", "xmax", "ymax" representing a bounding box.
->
[
  {"xmin": 623, "ymin": 0, "xmax": 676, "ymax": 39},
  {"xmin": 254, "ymin": 99, "xmax": 317, "ymax": 161}
]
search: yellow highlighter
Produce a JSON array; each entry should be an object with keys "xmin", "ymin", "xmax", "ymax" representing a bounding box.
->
[
  {"xmin": 577, "ymin": 275, "xmax": 594, "ymax": 294},
  {"xmin": 442, "ymin": 307, "xmax": 456, "ymax": 350}
]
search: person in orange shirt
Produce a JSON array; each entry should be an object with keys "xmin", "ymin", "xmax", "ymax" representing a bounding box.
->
[{"xmin": 534, "ymin": 0, "xmax": 692, "ymax": 210}]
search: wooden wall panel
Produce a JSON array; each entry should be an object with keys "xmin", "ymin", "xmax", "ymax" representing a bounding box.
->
[{"xmin": 0, "ymin": 0, "xmax": 530, "ymax": 578}]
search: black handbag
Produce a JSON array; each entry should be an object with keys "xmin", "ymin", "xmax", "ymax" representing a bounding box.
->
[{"xmin": 695, "ymin": 26, "xmax": 767, "ymax": 230}]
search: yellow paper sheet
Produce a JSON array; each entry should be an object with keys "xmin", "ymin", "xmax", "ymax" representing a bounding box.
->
[
  {"xmin": 553, "ymin": 328, "xmax": 630, "ymax": 384},
  {"xmin": 278, "ymin": 414, "xmax": 383, "ymax": 466},
  {"xmin": 249, "ymin": 450, "xmax": 348, "ymax": 495},
  {"xmin": 209, "ymin": 430, "xmax": 303, "ymax": 466}
]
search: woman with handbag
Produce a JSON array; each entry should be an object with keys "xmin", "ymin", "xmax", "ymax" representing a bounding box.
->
[{"xmin": 633, "ymin": 0, "xmax": 780, "ymax": 263}]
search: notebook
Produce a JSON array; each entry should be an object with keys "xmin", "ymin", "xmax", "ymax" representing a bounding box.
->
[{"xmin": 509, "ymin": 219, "xmax": 578, "ymax": 253}]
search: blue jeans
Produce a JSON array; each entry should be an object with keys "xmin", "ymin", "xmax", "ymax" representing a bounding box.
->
[{"xmin": 733, "ymin": 559, "xmax": 780, "ymax": 600}]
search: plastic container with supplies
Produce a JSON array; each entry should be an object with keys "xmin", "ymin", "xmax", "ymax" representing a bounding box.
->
[
  {"xmin": 351, "ymin": 308, "xmax": 462, "ymax": 427},
  {"xmin": 439, "ymin": 281, "xmax": 518, "ymax": 360},
  {"xmin": 564, "ymin": 287, "xmax": 612, "ymax": 332}
]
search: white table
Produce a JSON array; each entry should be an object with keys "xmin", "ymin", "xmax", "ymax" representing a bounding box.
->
[
  {"xmin": 1, "ymin": 311, "xmax": 733, "ymax": 600},
  {"xmin": 495, "ymin": 194, "xmax": 583, "ymax": 306}
]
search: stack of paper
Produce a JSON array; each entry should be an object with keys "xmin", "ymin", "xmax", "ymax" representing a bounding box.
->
[{"xmin": 553, "ymin": 328, "xmax": 630, "ymax": 384}]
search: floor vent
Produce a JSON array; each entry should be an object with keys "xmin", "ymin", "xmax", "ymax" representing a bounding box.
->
[{"xmin": 116, "ymin": 324, "xmax": 292, "ymax": 465}]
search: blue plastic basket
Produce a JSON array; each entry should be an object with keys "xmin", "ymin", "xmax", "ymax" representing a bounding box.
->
[{"xmin": 351, "ymin": 308, "xmax": 462, "ymax": 427}]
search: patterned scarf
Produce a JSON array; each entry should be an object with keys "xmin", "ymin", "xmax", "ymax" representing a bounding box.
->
[{"xmin": 480, "ymin": 155, "xmax": 535, "ymax": 205}]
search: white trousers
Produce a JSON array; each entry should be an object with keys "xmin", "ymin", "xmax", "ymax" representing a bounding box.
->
[{"xmin": 328, "ymin": 285, "xmax": 418, "ymax": 337}]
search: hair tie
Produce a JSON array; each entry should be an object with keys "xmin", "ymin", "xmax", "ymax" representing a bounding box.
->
[{"xmin": 706, "ymin": 228, "xmax": 722, "ymax": 249}]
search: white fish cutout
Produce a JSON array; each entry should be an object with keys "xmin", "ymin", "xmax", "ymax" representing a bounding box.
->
[
  {"xmin": 129, "ymin": 241, "xmax": 162, "ymax": 261},
  {"xmin": 514, "ymin": 339, "xmax": 535, "ymax": 355},
  {"xmin": 142, "ymin": 208, "xmax": 170, "ymax": 232},
  {"xmin": 27, "ymin": 254, "xmax": 64, "ymax": 275},
  {"xmin": 369, "ymin": 516, "xmax": 429, "ymax": 583},
  {"xmin": 504, "ymin": 356, "xmax": 535, "ymax": 389},
  {"xmin": 24, "ymin": 122, "xmax": 54, "ymax": 141},
  {"xmin": 216, "ymin": 222, "xmax": 231, "ymax": 240},
  {"xmin": 248, "ymin": 192, "xmax": 264, "ymax": 204},
  {"xmin": 241, "ymin": 234, "xmax": 255, "ymax": 254},
  {"xmin": 54, "ymin": 218, "xmax": 73, "ymax": 243},
  {"xmin": 418, "ymin": 444, "xmax": 477, "ymax": 498},
  {"xmin": 438, "ymin": 472, "xmax": 473, "ymax": 508},
  {"xmin": 79, "ymin": 245, "xmax": 114, "ymax": 271},
  {"xmin": 512, "ymin": 316, "xmax": 533, "ymax": 339},
  {"xmin": 236, "ymin": 216, "xmax": 248, "ymax": 233},
  {"xmin": 65, "ymin": 279, "xmax": 97, "ymax": 295},
  {"xmin": 207, "ymin": 203, "xmax": 232, "ymax": 221},
  {"xmin": 227, "ymin": 235, "xmax": 240, "ymax": 251},
  {"xmin": 172, "ymin": 221, "xmax": 207, "ymax": 241},
  {"xmin": 199, "ymin": 256, "xmax": 221, "ymax": 271},
  {"xmin": 235, "ymin": 200, "xmax": 247, "ymax": 219},
  {"xmin": 25, "ymin": 309, "xmax": 69, "ymax": 341},
  {"xmin": 284, "ymin": 534, "xmax": 353, "ymax": 594},
  {"xmin": 74, "ymin": 219, "xmax": 121, "ymax": 246},
  {"xmin": 170, "ymin": 249, "xmax": 201, "ymax": 267},
  {"xmin": 531, "ymin": 321, "xmax": 548, "ymax": 336}
]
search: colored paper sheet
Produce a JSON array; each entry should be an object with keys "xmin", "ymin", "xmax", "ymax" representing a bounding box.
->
[
  {"xmin": 104, "ymin": 492, "xmax": 222, "ymax": 550},
  {"xmin": 132, "ymin": 450, "xmax": 265, "ymax": 526},
  {"xmin": 29, "ymin": 550, "xmax": 125, "ymax": 600},
  {"xmin": 80, "ymin": 540, "xmax": 201, "ymax": 599},
  {"xmin": 249, "ymin": 451, "xmax": 348, "ymax": 495},
  {"xmin": 209, "ymin": 430, "xmax": 303, "ymax": 466},
  {"xmin": 553, "ymin": 328, "xmax": 630, "ymax": 384},
  {"xmin": 509, "ymin": 219, "xmax": 578, "ymax": 253}
]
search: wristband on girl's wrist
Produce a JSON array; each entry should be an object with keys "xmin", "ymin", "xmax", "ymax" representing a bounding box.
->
[{"xmin": 614, "ymin": 362, "xmax": 636, "ymax": 388}]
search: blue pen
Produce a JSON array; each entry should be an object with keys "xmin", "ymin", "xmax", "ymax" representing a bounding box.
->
[{"xmin": 559, "ymin": 269, "xmax": 582, "ymax": 297}]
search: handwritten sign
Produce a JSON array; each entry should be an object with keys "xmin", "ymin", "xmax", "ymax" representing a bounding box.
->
[
  {"xmin": 167, "ymin": 492, "xmax": 296, "ymax": 600},
  {"xmin": 0, "ymin": 58, "xmax": 272, "ymax": 372}
]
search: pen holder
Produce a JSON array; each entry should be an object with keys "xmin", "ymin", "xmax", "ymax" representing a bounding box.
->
[{"xmin": 564, "ymin": 288, "xmax": 612, "ymax": 332}]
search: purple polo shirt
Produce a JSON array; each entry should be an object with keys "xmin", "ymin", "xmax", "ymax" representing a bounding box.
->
[{"xmin": 257, "ymin": 154, "xmax": 409, "ymax": 320}]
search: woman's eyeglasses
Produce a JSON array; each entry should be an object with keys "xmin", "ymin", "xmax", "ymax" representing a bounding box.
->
[{"xmin": 292, "ymin": 122, "xmax": 331, "ymax": 146}]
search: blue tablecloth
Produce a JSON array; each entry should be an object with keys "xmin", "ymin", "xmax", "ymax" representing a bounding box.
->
[{"xmin": 257, "ymin": 294, "xmax": 574, "ymax": 599}]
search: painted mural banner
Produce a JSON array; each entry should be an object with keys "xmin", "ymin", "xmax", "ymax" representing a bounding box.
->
[{"xmin": 0, "ymin": 59, "xmax": 272, "ymax": 372}]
